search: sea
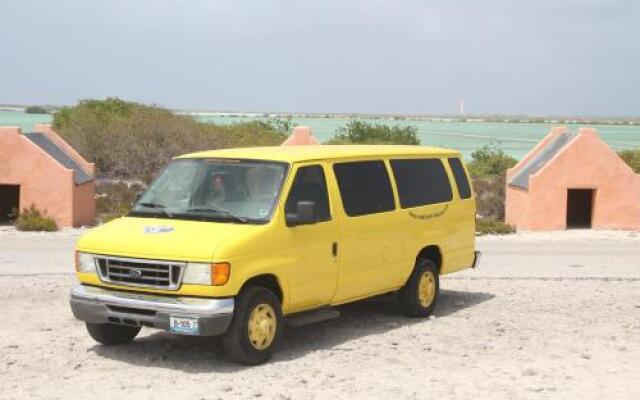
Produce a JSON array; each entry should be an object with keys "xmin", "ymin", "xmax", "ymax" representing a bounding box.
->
[{"xmin": 2, "ymin": 110, "xmax": 638, "ymax": 160}]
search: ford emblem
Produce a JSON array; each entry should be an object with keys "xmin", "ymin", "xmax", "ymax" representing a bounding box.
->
[
  {"xmin": 129, "ymin": 269, "xmax": 143, "ymax": 278},
  {"xmin": 144, "ymin": 226, "xmax": 174, "ymax": 234}
]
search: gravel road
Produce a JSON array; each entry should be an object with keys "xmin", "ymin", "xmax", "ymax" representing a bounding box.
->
[{"xmin": 1, "ymin": 228, "xmax": 639, "ymax": 400}]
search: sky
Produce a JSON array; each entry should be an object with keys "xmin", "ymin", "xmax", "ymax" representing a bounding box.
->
[{"xmin": 1, "ymin": 0, "xmax": 639, "ymax": 116}]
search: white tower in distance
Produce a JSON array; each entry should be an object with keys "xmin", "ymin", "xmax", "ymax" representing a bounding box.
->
[{"xmin": 459, "ymin": 98, "xmax": 465, "ymax": 115}]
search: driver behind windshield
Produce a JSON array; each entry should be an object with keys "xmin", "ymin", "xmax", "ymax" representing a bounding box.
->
[{"xmin": 194, "ymin": 170, "xmax": 249, "ymax": 208}]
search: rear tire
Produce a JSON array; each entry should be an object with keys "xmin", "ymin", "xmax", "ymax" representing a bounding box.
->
[
  {"xmin": 398, "ymin": 258, "xmax": 439, "ymax": 317},
  {"xmin": 223, "ymin": 287, "xmax": 283, "ymax": 365},
  {"xmin": 86, "ymin": 323, "xmax": 141, "ymax": 345}
]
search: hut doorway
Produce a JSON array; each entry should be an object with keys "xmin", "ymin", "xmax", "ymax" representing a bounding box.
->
[
  {"xmin": 0, "ymin": 184, "xmax": 20, "ymax": 223},
  {"xmin": 566, "ymin": 189, "xmax": 594, "ymax": 228}
]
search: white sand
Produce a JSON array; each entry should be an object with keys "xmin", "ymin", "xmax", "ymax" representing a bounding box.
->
[{"xmin": 1, "ymin": 228, "xmax": 639, "ymax": 399}]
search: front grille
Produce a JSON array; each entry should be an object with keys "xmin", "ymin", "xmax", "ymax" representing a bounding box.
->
[{"xmin": 96, "ymin": 256, "xmax": 185, "ymax": 290}]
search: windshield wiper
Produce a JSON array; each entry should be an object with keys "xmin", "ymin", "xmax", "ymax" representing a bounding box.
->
[
  {"xmin": 137, "ymin": 202, "xmax": 166, "ymax": 209},
  {"xmin": 136, "ymin": 202, "xmax": 173, "ymax": 218},
  {"xmin": 186, "ymin": 206, "xmax": 248, "ymax": 223}
]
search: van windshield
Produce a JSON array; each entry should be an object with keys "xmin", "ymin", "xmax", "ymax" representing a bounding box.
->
[{"xmin": 129, "ymin": 159, "xmax": 288, "ymax": 224}]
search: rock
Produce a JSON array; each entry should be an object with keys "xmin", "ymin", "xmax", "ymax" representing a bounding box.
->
[
  {"xmin": 522, "ymin": 368, "xmax": 537, "ymax": 377},
  {"xmin": 220, "ymin": 384, "xmax": 233, "ymax": 392},
  {"xmin": 580, "ymin": 353, "xmax": 592, "ymax": 360}
]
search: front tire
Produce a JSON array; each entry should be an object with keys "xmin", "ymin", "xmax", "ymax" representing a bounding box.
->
[
  {"xmin": 85, "ymin": 322, "xmax": 141, "ymax": 345},
  {"xmin": 398, "ymin": 258, "xmax": 439, "ymax": 317},
  {"xmin": 223, "ymin": 287, "xmax": 283, "ymax": 365}
]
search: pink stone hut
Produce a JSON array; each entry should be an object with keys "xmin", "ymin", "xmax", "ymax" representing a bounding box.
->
[
  {"xmin": 505, "ymin": 127, "xmax": 640, "ymax": 231},
  {"xmin": 281, "ymin": 126, "xmax": 320, "ymax": 146},
  {"xmin": 0, "ymin": 124, "xmax": 95, "ymax": 227}
]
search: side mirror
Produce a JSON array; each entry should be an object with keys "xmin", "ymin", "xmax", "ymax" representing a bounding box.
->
[{"xmin": 286, "ymin": 200, "xmax": 316, "ymax": 227}]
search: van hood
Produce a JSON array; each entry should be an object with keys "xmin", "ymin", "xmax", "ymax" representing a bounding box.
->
[{"xmin": 77, "ymin": 217, "xmax": 255, "ymax": 261}]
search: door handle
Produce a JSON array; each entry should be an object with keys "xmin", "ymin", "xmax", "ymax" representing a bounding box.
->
[{"xmin": 331, "ymin": 242, "xmax": 338, "ymax": 257}]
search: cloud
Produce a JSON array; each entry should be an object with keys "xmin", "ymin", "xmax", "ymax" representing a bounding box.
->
[{"xmin": 1, "ymin": 0, "xmax": 639, "ymax": 115}]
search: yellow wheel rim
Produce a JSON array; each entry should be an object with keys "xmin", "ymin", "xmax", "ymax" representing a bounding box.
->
[
  {"xmin": 418, "ymin": 271, "xmax": 436, "ymax": 308},
  {"xmin": 248, "ymin": 303, "xmax": 277, "ymax": 350}
]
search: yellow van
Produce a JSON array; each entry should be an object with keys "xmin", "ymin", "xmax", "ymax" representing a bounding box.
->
[{"xmin": 70, "ymin": 145, "xmax": 479, "ymax": 364}]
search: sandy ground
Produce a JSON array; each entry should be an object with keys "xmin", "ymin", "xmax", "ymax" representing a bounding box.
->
[{"xmin": 1, "ymin": 228, "xmax": 639, "ymax": 400}]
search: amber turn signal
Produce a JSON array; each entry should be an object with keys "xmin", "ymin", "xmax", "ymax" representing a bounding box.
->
[{"xmin": 212, "ymin": 262, "xmax": 231, "ymax": 286}]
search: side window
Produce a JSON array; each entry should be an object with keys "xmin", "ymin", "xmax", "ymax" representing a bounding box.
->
[
  {"xmin": 448, "ymin": 157, "xmax": 472, "ymax": 199},
  {"xmin": 390, "ymin": 158, "xmax": 453, "ymax": 208},
  {"xmin": 285, "ymin": 165, "xmax": 331, "ymax": 221},
  {"xmin": 333, "ymin": 160, "xmax": 395, "ymax": 216}
]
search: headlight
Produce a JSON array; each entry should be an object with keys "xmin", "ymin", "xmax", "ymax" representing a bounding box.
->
[
  {"xmin": 183, "ymin": 262, "xmax": 230, "ymax": 286},
  {"xmin": 75, "ymin": 252, "xmax": 96, "ymax": 273}
]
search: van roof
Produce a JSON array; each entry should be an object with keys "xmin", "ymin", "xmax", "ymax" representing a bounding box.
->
[{"xmin": 177, "ymin": 145, "xmax": 459, "ymax": 163}]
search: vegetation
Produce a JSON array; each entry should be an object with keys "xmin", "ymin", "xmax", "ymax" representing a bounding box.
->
[
  {"xmin": 53, "ymin": 98, "xmax": 287, "ymax": 183},
  {"xmin": 467, "ymin": 144, "xmax": 518, "ymax": 180},
  {"xmin": 95, "ymin": 181, "xmax": 146, "ymax": 223},
  {"xmin": 326, "ymin": 121, "xmax": 420, "ymax": 145},
  {"xmin": 475, "ymin": 217, "xmax": 516, "ymax": 235},
  {"xmin": 618, "ymin": 149, "xmax": 640, "ymax": 173},
  {"xmin": 25, "ymin": 106, "xmax": 48, "ymax": 114},
  {"xmin": 467, "ymin": 144, "xmax": 517, "ymax": 225},
  {"xmin": 15, "ymin": 205, "xmax": 58, "ymax": 232}
]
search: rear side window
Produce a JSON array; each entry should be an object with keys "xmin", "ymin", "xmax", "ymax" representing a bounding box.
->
[
  {"xmin": 390, "ymin": 158, "xmax": 453, "ymax": 208},
  {"xmin": 448, "ymin": 157, "xmax": 472, "ymax": 199},
  {"xmin": 333, "ymin": 160, "xmax": 395, "ymax": 216},
  {"xmin": 285, "ymin": 165, "xmax": 331, "ymax": 221}
]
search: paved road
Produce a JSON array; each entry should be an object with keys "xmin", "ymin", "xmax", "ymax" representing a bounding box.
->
[{"xmin": 2, "ymin": 228, "xmax": 639, "ymax": 279}]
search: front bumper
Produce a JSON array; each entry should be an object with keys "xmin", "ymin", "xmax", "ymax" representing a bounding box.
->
[{"xmin": 70, "ymin": 285, "xmax": 234, "ymax": 336}]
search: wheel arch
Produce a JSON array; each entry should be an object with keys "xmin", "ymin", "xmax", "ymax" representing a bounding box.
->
[
  {"xmin": 239, "ymin": 273, "xmax": 284, "ymax": 304},
  {"xmin": 416, "ymin": 245, "xmax": 442, "ymax": 274}
]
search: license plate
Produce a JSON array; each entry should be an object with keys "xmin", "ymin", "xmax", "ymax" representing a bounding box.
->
[{"xmin": 169, "ymin": 316, "xmax": 200, "ymax": 335}]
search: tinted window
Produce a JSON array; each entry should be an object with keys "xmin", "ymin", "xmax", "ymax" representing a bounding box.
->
[
  {"xmin": 333, "ymin": 161, "xmax": 395, "ymax": 216},
  {"xmin": 390, "ymin": 158, "xmax": 453, "ymax": 208},
  {"xmin": 285, "ymin": 165, "xmax": 331, "ymax": 221},
  {"xmin": 448, "ymin": 157, "xmax": 472, "ymax": 199}
]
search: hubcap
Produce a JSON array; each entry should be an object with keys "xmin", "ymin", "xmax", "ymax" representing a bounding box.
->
[
  {"xmin": 248, "ymin": 303, "xmax": 277, "ymax": 350},
  {"xmin": 418, "ymin": 271, "xmax": 436, "ymax": 308}
]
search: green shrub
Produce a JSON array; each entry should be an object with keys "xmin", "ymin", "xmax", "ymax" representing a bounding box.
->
[
  {"xmin": 15, "ymin": 205, "xmax": 58, "ymax": 232},
  {"xmin": 476, "ymin": 217, "xmax": 515, "ymax": 235},
  {"xmin": 95, "ymin": 181, "xmax": 145, "ymax": 224},
  {"xmin": 25, "ymin": 106, "xmax": 48, "ymax": 114},
  {"xmin": 473, "ymin": 173, "xmax": 509, "ymax": 220},
  {"xmin": 327, "ymin": 120, "xmax": 420, "ymax": 145},
  {"xmin": 256, "ymin": 118, "xmax": 295, "ymax": 136},
  {"xmin": 466, "ymin": 144, "xmax": 518, "ymax": 221},
  {"xmin": 467, "ymin": 144, "xmax": 517, "ymax": 179},
  {"xmin": 53, "ymin": 98, "xmax": 287, "ymax": 183},
  {"xmin": 618, "ymin": 149, "xmax": 640, "ymax": 173}
]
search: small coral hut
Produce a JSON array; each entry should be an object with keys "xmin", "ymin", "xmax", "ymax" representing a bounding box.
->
[
  {"xmin": 505, "ymin": 127, "xmax": 640, "ymax": 231},
  {"xmin": 281, "ymin": 126, "xmax": 320, "ymax": 146},
  {"xmin": 0, "ymin": 124, "xmax": 95, "ymax": 227}
]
